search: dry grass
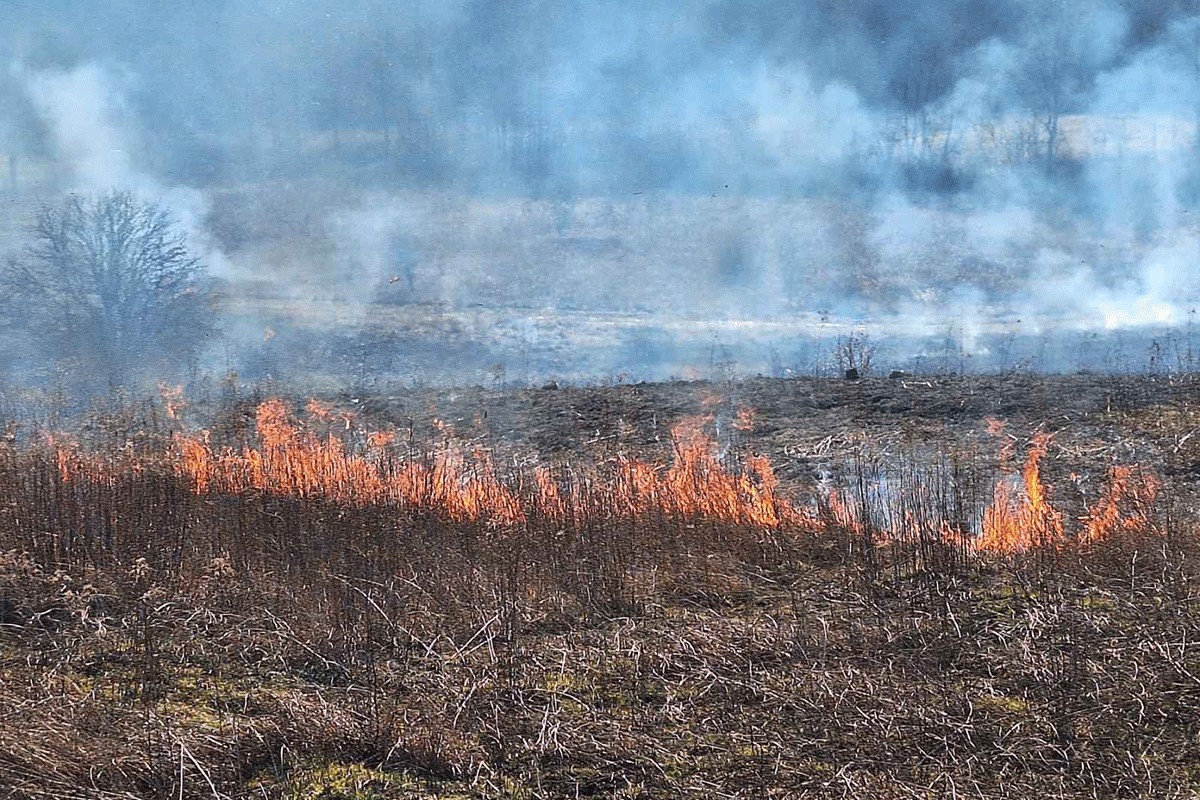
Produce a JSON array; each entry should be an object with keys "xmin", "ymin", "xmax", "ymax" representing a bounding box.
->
[{"xmin": 0, "ymin": 379, "xmax": 1199, "ymax": 798}]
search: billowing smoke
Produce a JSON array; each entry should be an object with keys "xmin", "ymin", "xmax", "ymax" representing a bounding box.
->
[
  {"xmin": 20, "ymin": 63, "xmax": 233, "ymax": 278},
  {"xmin": 1, "ymin": 0, "xmax": 1199, "ymax": 383}
]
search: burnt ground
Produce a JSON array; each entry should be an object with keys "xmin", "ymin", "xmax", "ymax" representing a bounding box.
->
[{"xmin": 345, "ymin": 372, "xmax": 1198, "ymax": 486}]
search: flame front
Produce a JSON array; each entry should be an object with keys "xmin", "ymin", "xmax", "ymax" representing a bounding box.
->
[
  {"xmin": 39, "ymin": 399, "xmax": 1164, "ymax": 553},
  {"xmin": 167, "ymin": 401, "xmax": 801, "ymax": 531}
]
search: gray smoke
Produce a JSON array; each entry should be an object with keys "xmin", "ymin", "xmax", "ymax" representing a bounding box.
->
[
  {"xmin": 20, "ymin": 63, "xmax": 234, "ymax": 278},
  {"xmin": 0, "ymin": 0, "xmax": 1198, "ymax": 383}
]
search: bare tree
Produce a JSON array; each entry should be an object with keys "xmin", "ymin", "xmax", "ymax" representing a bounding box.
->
[
  {"xmin": 1015, "ymin": 0, "xmax": 1120, "ymax": 169},
  {"xmin": 2, "ymin": 191, "xmax": 215, "ymax": 385},
  {"xmin": 1021, "ymin": 26, "xmax": 1076, "ymax": 166},
  {"xmin": 835, "ymin": 328, "xmax": 876, "ymax": 378}
]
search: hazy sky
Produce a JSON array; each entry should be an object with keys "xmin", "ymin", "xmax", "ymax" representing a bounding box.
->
[
  {"xmin": 3, "ymin": 0, "xmax": 1197, "ymax": 195},
  {"xmin": 3, "ymin": 1, "xmax": 1200, "ymax": 385}
]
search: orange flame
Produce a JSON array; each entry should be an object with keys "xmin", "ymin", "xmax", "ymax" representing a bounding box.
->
[
  {"xmin": 978, "ymin": 433, "xmax": 1063, "ymax": 553},
  {"xmin": 158, "ymin": 383, "xmax": 186, "ymax": 420},
  {"xmin": 823, "ymin": 487, "xmax": 862, "ymax": 535},
  {"xmin": 166, "ymin": 401, "xmax": 806, "ymax": 532},
  {"xmin": 366, "ymin": 430, "xmax": 396, "ymax": 450},
  {"xmin": 1081, "ymin": 466, "xmax": 1160, "ymax": 543},
  {"xmin": 38, "ymin": 398, "xmax": 1165, "ymax": 555}
]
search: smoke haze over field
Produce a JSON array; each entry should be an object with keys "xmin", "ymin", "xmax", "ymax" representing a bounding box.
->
[{"xmin": 1, "ymin": 0, "xmax": 1200, "ymax": 385}]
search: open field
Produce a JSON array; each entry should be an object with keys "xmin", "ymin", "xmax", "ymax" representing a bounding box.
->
[
  {"xmin": 9, "ymin": 4, "xmax": 1200, "ymax": 797},
  {"xmin": 2, "ymin": 373, "xmax": 1200, "ymax": 798}
]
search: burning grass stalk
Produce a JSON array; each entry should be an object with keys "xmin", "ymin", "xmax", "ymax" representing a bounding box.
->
[{"xmin": 0, "ymin": 389, "xmax": 1197, "ymax": 798}]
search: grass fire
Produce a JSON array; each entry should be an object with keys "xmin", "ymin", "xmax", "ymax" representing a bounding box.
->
[
  {"xmin": 3, "ymin": 374, "xmax": 1200, "ymax": 797},
  {"xmin": 6, "ymin": 0, "xmax": 1200, "ymax": 796}
]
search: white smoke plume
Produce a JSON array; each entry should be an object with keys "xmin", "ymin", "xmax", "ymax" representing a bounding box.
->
[{"xmin": 22, "ymin": 63, "xmax": 234, "ymax": 278}]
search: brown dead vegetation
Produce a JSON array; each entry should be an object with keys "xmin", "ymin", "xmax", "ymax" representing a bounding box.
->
[{"xmin": 1, "ymin": 374, "xmax": 1199, "ymax": 798}]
